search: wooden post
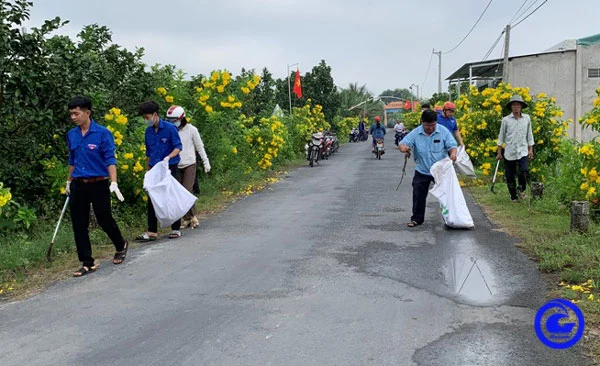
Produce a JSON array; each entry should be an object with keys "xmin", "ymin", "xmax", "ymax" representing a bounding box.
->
[{"xmin": 570, "ymin": 201, "xmax": 589, "ymax": 233}]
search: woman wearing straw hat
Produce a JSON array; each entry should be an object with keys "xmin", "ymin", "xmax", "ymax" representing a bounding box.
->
[{"xmin": 496, "ymin": 94, "xmax": 534, "ymax": 202}]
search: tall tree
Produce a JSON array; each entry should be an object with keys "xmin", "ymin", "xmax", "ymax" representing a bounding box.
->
[{"xmin": 301, "ymin": 60, "xmax": 340, "ymax": 122}]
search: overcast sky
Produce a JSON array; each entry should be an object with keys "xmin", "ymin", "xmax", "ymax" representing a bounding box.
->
[{"xmin": 24, "ymin": 0, "xmax": 600, "ymax": 98}]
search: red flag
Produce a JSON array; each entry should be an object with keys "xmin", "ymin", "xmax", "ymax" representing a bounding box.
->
[
  {"xmin": 403, "ymin": 100, "xmax": 411, "ymax": 110},
  {"xmin": 293, "ymin": 69, "xmax": 302, "ymax": 99}
]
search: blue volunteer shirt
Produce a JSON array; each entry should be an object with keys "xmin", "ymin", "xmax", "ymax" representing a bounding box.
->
[
  {"xmin": 145, "ymin": 119, "xmax": 183, "ymax": 167},
  {"xmin": 436, "ymin": 110, "xmax": 458, "ymax": 132},
  {"xmin": 67, "ymin": 120, "xmax": 117, "ymax": 178},
  {"xmin": 401, "ymin": 124, "xmax": 457, "ymax": 176}
]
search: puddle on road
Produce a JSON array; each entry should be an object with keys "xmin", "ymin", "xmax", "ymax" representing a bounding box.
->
[{"xmin": 442, "ymin": 255, "xmax": 496, "ymax": 304}]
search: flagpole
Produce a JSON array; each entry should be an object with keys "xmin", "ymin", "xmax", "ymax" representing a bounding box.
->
[{"xmin": 287, "ymin": 63, "xmax": 298, "ymax": 114}]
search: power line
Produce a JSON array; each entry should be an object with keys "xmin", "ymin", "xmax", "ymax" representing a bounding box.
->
[
  {"xmin": 512, "ymin": 0, "xmax": 548, "ymax": 28},
  {"xmin": 482, "ymin": 31, "xmax": 505, "ymax": 60},
  {"xmin": 421, "ymin": 50, "xmax": 434, "ymax": 95},
  {"xmin": 508, "ymin": 0, "xmax": 534, "ymax": 25},
  {"xmin": 443, "ymin": 0, "xmax": 494, "ymax": 54},
  {"xmin": 512, "ymin": 0, "xmax": 540, "ymax": 25}
]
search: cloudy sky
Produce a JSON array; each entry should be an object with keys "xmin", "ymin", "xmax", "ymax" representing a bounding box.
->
[{"xmin": 25, "ymin": 0, "xmax": 600, "ymax": 98}]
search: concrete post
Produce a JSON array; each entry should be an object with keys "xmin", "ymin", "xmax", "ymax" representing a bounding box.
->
[{"xmin": 570, "ymin": 201, "xmax": 590, "ymax": 233}]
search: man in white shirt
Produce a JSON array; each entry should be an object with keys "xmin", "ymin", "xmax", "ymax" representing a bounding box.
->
[{"xmin": 496, "ymin": 95, "xmax": 534, "ymax": 202}]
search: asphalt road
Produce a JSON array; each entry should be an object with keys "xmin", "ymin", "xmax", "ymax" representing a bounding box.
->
[{"xmin": 0, "ymin": 133, "xmax": 590, "ymax": 365}]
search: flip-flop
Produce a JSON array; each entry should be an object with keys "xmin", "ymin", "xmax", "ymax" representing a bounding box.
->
[
  {"xmin": 73, "ymin": 265, "xmax": 98, "ymax": 277},
  {"xmin": 136, "ymin": 232, "xmax": 157, "ymax": 242},
  {"xmin": 168, "ymin": 230, "xmax": 181, "ymax": 239},
  {"xmin": 113, "ymin": 240, "xmax": 128, "ymax": 265},
  {"xmin": 407, "ymin": 221, "xmax": 419, "ymax": 228}
]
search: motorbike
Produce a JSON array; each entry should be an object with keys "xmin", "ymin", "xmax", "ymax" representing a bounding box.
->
[
  {"xmin": 373, "ymin": 138, "xmax": 385, "ymax": 160},
  {"xmin": 305, "ymin": 132, "xmax": 324, "ymax": 167},
  {"xmin": 394, "ymin": 130, "xmax": 407, "ymax": 146},
  {"xmin": 349, "ymin": 128, "xmax": 359, "ymax": 143},
  {"xmin": 325, "ymin": 132, "xmax": 338, "ymax": 155}
]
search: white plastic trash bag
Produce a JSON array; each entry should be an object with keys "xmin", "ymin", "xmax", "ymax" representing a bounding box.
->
[
  {"xmin": 143, "ymin": 162, "xmax": 197, "ymax": 228},
  {"xmin": 429, "ymin": 158, "xmax": 474, "ymax": 229},
  {"xmin": 454, "ymin": 145, "xmax": 476, "ymax": 178}
]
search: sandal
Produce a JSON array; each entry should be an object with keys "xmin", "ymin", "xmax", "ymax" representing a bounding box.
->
[
  {"xmin": 113, "ymin": 240, "xmax": 128, "ymax": 265},
  {"xmin": 168, "ymin": 230, "xmax": 181, "ymax": 239},
  {"xmin": 407, "ymin": 221, "xmax": 419, "ymax": 228},
  {"xmin": 73, "ymin": 265, "xmax": 98, "ymax": 277},
  {"xmin": 136, "ymin": 232, "xmax": 157, "ymax": 242}
]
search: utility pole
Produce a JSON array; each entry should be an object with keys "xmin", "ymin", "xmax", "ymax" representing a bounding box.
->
[
  {"xmin": 287, "ymin": 63, "xmax": 298, "ymax": 114},
  {"xmin": 433, "ymin": 49, "xmax": 442, "ymax": 94},
  {"xmin": 502, "ymin": 25, "xmax": 511, "ymax": 83}
]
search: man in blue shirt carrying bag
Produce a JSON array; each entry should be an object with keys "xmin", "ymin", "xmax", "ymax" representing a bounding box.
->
[
  {"xmin": 65, "ymin": 96, "xmax": 128, "ymax": 277},
  {"xmin": 398, "ymin": 110, "xmax": 457, "ymax": 227},
  {"xmin": 136, "ymin": 101, "xmax": 183, "ymax": 241}
]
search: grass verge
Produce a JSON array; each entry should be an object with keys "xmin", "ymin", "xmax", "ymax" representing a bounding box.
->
[{"xmin": 468, "ymin": 183, "xmax": 600, "ymax": 361}]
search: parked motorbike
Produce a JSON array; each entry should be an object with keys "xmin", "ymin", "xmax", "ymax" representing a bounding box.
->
[
  {"xmin": 373, "ymin": 138, "xmax": 385, "ymax": 160},
  {"xmin": 325, "ymin": 132, "xmax": 338, "ymax": 156},
  {"xmin": 305, "ymin": 132, "xmax": 323, "ymax": 167},
  {"xmin": 349, "ymin": 128, "xmax": 359, "ymax": 142}
]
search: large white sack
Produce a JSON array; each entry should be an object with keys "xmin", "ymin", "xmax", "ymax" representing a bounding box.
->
[
  {"xmin": 454, "ymin": 145, "xmax": 476, "ymax": 178},
  {"xmin": 143, "ymin": 162, "xmax": 197, "ymax": 228},
  {"xmin": 429, "ymin": 158, "xmax": 475, "ymax": 229}
]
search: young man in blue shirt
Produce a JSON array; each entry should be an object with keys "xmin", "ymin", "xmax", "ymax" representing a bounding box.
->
[
  {"xmin": 65, "ymin": 96, "xmax": 128, "ymax": 277},
  {"xmin": 369, "ymin": 116, "xmax": 386, "ymax": 152},
  {"xmin": 398, "ymin": 110, "xmax": 457, "ymax": 227},
  {"xmin": 136, "ymin": 101, "xmax": 183, "ymax": 241}
]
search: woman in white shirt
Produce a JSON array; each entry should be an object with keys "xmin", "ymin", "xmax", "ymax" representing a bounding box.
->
[{"xmin": 165, "ymin": 105, "xmax": 211, "ymax": 228}]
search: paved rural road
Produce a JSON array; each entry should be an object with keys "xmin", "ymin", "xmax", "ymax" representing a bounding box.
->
[{"xmin": 0, "ymin": 132, "xmax": 590, "ymax": 365}]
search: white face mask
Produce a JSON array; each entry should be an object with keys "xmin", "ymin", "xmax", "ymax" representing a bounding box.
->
[{"xmin": 173, "ymin": 121, "xmax": 181, "ymax": 128}]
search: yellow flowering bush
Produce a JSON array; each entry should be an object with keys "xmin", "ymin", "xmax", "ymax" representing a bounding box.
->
[
  {"xmin": 240, "ymin": 115, "xmax": 287, "ymax": 170},
  {"xmin": 576, "ymin": 85, "xmax": 600, "ymax": 203},
  {"xmin": 332, "ymin": 116, "xmax": 359, "ymax": 142},
  {"xmin": 455, "ymin": 83, "xmax": 569, "ymax": 181},
  {"xmin": 0, "ymin": 183, "xmax": 12, "ymax": 215},
  {"xmin": 288, "ymin": 100, "xmax": 330, "ymax": 153}
]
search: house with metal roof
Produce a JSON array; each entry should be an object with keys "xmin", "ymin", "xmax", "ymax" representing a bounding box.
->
[{"xmin": 447, "ymin": 33, "xmax": 600, "ymax": 141}]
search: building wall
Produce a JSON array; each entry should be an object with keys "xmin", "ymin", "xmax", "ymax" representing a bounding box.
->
[
  {"xmin": 507, "ymin": 51, "xmax": 578, "ymax": 138},
  {"xmin": 578, "ymin": 42, "xmax": 600, "ymax": 142}
]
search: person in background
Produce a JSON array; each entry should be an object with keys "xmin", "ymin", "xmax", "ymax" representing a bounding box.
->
[
  {"xmin": 65, "ymin": 96, "xmax": 128, "ymax": 277},
  {"xmin": 398, "ymin": 110, "xmax": 457, "ymax": 227},
  {"xmin": 369, "ymin": 115, "xmax": 386, "ymax": 152},
  {"xmin": 136, "ymin": 101, "xmax": 183, "ymax": 241},
  {"xmin": 436, "ymin": 101, "xmax": 464, "ymax": 147},
  {"xmin": 165, "ymin": 105, "xmax": 211, "ymax": 229},
  {"xmin": 421, "ymin": 103, "xmax": 431, "ymax": 111},
  {"xmin": 497, "ymin": 94, "xmax": 534, "ymax": 202}
]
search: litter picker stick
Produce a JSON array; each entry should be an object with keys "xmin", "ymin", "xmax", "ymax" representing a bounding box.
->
[
  {"xmin": 396, "ymin": 152, "xmax": 411, "ymax": 191},
  {"xmin": 47, "ymin": 196, "xmax": 70, "ymax": 262},
  {"xmin": 490, "ymin": 159, "xmax": 501, "ymax": 194}
]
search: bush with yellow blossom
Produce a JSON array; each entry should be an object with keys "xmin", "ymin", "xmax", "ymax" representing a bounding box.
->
[
  {"xmin": 455, "ymin": 83, "xmax": 569, "ymax": 182},
  {"xmin": 576, "ymin": 85, "xmax": 600, "ymax": 204}
]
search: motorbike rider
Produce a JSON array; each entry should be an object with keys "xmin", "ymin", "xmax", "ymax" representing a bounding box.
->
[
  {"xmin": 436, "ymin": 101, "xmax": 464, "ymax": 147},
  {"xmin": 393, "ymin": 119, "xmax": 407, "ymax": 146},
  {"xmin": 369, "ymin": 116, "xmax": 386, "ymax": 152}
]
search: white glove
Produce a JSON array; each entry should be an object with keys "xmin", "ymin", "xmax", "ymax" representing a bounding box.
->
[
  {"xmin": 204, "ymin": 163, "xmax": 211, "ymax": 174},
  {"xmin": 109, "ymin": 182, "xmax": 125, "ymax": 202},
  {"xmin": 65, "ymin": 181, "xmax": 71, "ymax": 195},
  {"xmin": 163, "ymin": 156, "xmax": 171, "ymax": 166}
]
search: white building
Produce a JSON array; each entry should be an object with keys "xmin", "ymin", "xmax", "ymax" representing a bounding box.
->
[{"xmin": 447, "ymin": 33, "xmax": 600, "ymax": 142}]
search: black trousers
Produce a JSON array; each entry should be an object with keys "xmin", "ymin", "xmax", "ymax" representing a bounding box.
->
[
  {"xmin": 411, "ymin": 171, "xmax": 435, "ymax": 225},
  {"xmin": 70, "ymin": 179, "xmax": 125, "ymax": 267},
  {"xmin": 504, "ymin": 156, "xmax": 529, "ymax": 200},
  {"xmin": 147, "ymin": 164, "xmax": 181, "ymax": 233}
]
